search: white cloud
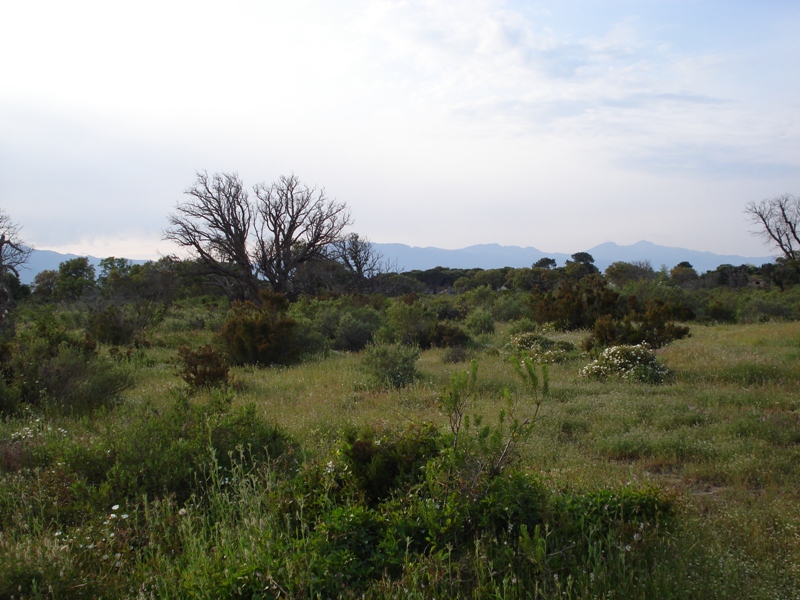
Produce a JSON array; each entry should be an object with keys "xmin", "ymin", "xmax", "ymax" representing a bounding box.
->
[{"xmin": 1, "ymin": 0, "xmax": 798, "ymax": 259}]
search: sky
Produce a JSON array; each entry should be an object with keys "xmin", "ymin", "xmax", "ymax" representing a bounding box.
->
[{"xmin": 1, "ymin": 0, "xmax": 798, "ymax": 261}]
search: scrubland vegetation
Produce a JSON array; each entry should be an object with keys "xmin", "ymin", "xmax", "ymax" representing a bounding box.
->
[
  {"xmin": 0, "ymin": 192, "xmax": 799, "ymax": 598},
  {"xmin": 0, "ymin": 254, "xmax": 799, "ymax": 599}
]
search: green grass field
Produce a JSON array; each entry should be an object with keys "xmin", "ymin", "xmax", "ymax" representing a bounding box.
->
[{"xmin": 1, "ymin": 315, "xmax": 799, "ymax": 598}]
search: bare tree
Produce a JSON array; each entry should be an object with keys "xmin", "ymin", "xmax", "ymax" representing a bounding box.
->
[
  {"xmin": 164, "ymin": 172, "xmax": 351, "ymax": 298},
  {"xmin": 333, "ymin": 233, "xmax": 392, "ymax": 283},
  {"xmin": 0, "ymin": 209, "xmax": 33, "ymax": 318},
  {"xmin": 164, "ymin": 171, "xmax": 258, "ymax": 300},
  {"xmin": 0, "ymin": 209, "xmax": 33, "ymax": 280},
  {"xmin": 253, "ymin": 174, "xmax": 351, "ymax": 294},
  {"xmin": 745, "ymin": 194, "xmax": 800, "ymax": 261}
]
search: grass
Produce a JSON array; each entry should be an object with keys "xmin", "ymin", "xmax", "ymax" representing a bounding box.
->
[{"xmin": 1, "ymin": 311, "xmax": 799, "ymax": 598}]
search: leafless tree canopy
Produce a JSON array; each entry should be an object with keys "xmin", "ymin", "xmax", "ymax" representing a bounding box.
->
[
  {"xmin": 254, "ymin": 174, "xmax": 351, "ymax": 293},
  {"xmin": 745, "ymin": 194, "xmax": 800, "ymax": 261},
  {"xmin": 333, "ymin": 233, "xmax": 384, "ymax": 280},
  {"xmin": 165, "ymin": 171, "xmax": 258, "ymax": 299},
  {"xmin": 164, "ymin": 172, "xmax": 351, "ymax": 297},
  {"xmin": 0, "ymin": 209, "xmax": 33, "ymax": 280}
]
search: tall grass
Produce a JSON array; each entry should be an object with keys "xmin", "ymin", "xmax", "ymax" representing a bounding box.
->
[{"xmin": 1, "ymin": 312, "xmax": 799, "ymax": 598}]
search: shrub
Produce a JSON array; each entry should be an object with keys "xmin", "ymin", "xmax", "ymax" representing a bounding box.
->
[
  {"xmin": 581, "ymin": 343, "xmax": 670, "ymax": 383},
  {"xmin": 99, "ymin": 401, "xmax": 295, "ymax": 503},
  {"xmin": 9, "ymin": 329, "xmax": 133, "ymax": 415},
  {"xmin": 338, "ymin": 423, "xmax": 442, "ymax": 504},
  {"xmin": 176, "ymin": 345, "xmax": 230, "ymax": 388},
  {"xmin": 464, "ymin": 308, "xmax": 495, "ymax": 335},
  {"xmin": 429, "ymin": 322, "xmax": 470, "ymax": 348},
  {"xmin": 583, "ymin": 300, "xmax": 690, "ymax": 351},
  {"xmin": 508, "ymin": 317, "xmax": 538, "ymax": 336},
  {"xmin": 384, "ymin": 299, "xmax": 437, "ymax": 347},
  {"xmin": 509, "ymin": 333, "xmax": 575, "ymax": 363},
  {"xmin": 86, "ymin": 305, "xmax": 136, "ymax": 345},
  {"xmin": 334, "ymin": 310, "xmax": 379, "ymax": 351},
  {"xmin": 442, "ymin": 345, "xmax": 469, "ymax": 363},
  {"xmin": 361, "ymin": 342, "xmax": 420, "ymax": 389},
  {"xmin": 218, "ymin": 292, "xmax": 300, "ymax": 366}
]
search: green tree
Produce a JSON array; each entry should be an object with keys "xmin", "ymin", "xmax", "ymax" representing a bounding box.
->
[
  {"xmin": 669, "ymin": 261, "xmax": 699, "ymax": 286},
  {"xmin": 604, "ymin": 261, "xmax": 656, "ymax": 287},
  {"xmin": 565, "ymin": 252, "xmax": 599, "ymax": 280},
  {"xmin": 56, "ymin": 257, "xmax": 96, "ymax": 300}
]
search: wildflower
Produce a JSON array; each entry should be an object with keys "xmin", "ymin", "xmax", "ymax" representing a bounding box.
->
[{"xmin": 111, "ymin": 504, "xmax": 119, "ymax": 510}]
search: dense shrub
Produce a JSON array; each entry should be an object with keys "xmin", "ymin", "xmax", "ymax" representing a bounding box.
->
[
  {"xmin": 218, "ymin": 292, "xmax": 300, "ymax": 366},
  {"xmin": 429, "ymin": 322, "xmax": 470, "ymax": 348},
  {"xmin": 532, "ymin": 275, "xmax": 622, "ymax": 331},
  {"xmin": 361, "ymin": 342, "xmax": 420, "ymax": 389},
  {"xmin": 290, "ymin": 297, "xmax": 383, "ymax": 352},
  {"xmin": 6, "ymin": 310, "xmax": 133, "ymax": 414},
  {"xmin": 86, "ymin": 305, "xmax": 136, "ymax": 345},
  {"xmin": 383, "ymin": 299, "xmax": 437, "ymax": 347},
  {"xmin": 464, "ymin": 307, "xmax": 495, "ymax": 335},
  {"xmin": 509, "ymin": 332, "xmax": 576, "ymax": 363},
  {"xmin": 581, "ymin": 343, "xmax": 670, "ymax": 383},
  {"xmin": 508, "ymin": 317, "xmax": 538, "ymax": 335},
  {"xmin": 584, "ymin": 300, "xmax": 690, "ymax": 350},
  {"xmin": 176, "ymin": 344, "xmax": 230, "ymax": 388},
  {"xmin": 92, "ymin": 401, "xmax": 294, "ymax": 504},
  {"xmin": 338, "ymin": 423, "xmax": 442, "ymax": 504}
]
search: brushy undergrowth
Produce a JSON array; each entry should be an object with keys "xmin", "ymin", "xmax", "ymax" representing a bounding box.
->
[
  {"xmin": 1, "ymin": 313, "xmax": 800, "ymax": 598},
  {"xmin": 361, "ymin": 342, "xmax": 421, "ymax": 389}
]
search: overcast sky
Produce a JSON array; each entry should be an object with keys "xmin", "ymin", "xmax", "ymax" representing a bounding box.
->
[{"xmin": 1, "ymin": 0, "xmax": 798, "ymax": 260}]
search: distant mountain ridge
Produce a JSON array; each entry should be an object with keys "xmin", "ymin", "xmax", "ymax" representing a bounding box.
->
[
  {"xmin": 372, "ymin": 241, "xmax": 775, "ymax": 274},
  {"xmin": 18, "ymin": 241, "xmax": 775, "ymax": 285}
]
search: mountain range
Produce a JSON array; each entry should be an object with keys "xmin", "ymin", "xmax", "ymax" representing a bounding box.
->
[
  {"xmin": 373, "ymin": 241, "xmax": 775, "ymax": 274},
  {"xmin": 17, "ymin": 241, "xmax": 775, "ymax": 285}
]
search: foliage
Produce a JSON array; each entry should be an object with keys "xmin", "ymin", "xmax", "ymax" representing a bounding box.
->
[
  {"xmin": 382, "ymin": 297, "xmax": 437, "ymax": 347},
  {"xmin": 176, "ymin": 344, "xmax": 230, "ymax": 388},
  {"xmin": 338, "ymin": 422, "xmax": 442, "ymax": 504},
  {"xmin": 3, "ymin": 308, "xmax": 133, "ymax": 415},
  {"xmin": 86, "ymin": 304, "xmax": 137, "ymax": 345},
  {"xmin": 584, "ymin": 299, "xmax": 691, "ymax": 350},
  {"xmin": 218, "ymin": 291, "xmax": 300, "ymax": 366},
  {"xmin": 581, "ymin": 343, "xmax": 671, "ymax": 383},
  {"xmin": 464, "ymin": 307, "xmax": 496, "ymax": 335},
  {"xmin": 509, "ymin": 332, "xmax": 576, "ymax": 363},
  {"xmin": 55, "ymin": 257, "xmax": 96, "ymax": 300},
  {"xmin": 531, "ymin": 274, "xmax": 622, "ymax": 330},
  {"xmin": 361, "ymin": 342, "xmax": 420, "ymax": 389},
  {"xmin": 289, "ymin": 296, "xmax": 382, "ymax": 352}
]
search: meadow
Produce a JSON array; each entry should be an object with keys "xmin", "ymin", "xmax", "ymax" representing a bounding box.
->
[{"xmin": 1, "ymin": 300, "xmax": 799, "ymax": 599}]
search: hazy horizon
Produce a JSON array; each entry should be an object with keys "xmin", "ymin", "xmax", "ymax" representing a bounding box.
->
[{"xmin": 3, "ymin": 1, "xmax": 798, "ymax": 260}]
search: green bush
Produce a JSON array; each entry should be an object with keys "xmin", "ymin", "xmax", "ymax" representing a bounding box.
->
[
  {"xmin": 361, "ymin": 342, "xmax": 420, "ymax": 389},
  {"xmin": 218, "ymin": 292, "xmax": 300, "ymax": 366},
  {"xmin": 176, "ymin": 344, "xmax": 230, "ymax": 388},
  {"xmin": 429, "ymin": 322, "xmax": 470, "ymax": 348},
  {"xmin": 384, "ymin": 299, "xmax": 437, "ymax": 347},
  {"xmin": 584, "ymin": 300, "xmax": 690, "ymax": 351},
  {"xmin": 508, "ymin": 317, "xmax": 538, "ymax": 336},
  {"xmin": 465, "ymin": 308, "xmax": 496, "ymax": 335},
  {"xmin": 86, "ymin": 305, "xmax": 136, "ymax": 345},
  {"xmin": 338, "ymin": 423, "xmax": 442, "ymax": 504},
  {"xmin": 9, "ymin": 332, "xmax": 133, "ymax": 415},
  {"xmin": 97, "ymin": 401, "xmax": 295, "ymax": 504}
]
